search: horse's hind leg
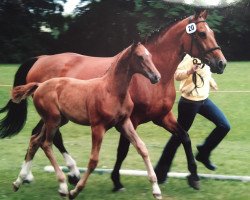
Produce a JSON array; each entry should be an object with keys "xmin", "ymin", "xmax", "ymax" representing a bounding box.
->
[
  {"xmin": 69, "ymin": 125, "xmax": 105, "ymax": 199},
  {"xmin": 13, "ymin": 124, "xmax": 46, "ymax": 191},
  {"xmin": 111, "ymin": 134, "xmax": 130, "ymax": 191},
  {"xmin": 154, "ymin": 112, "xmax": 199, "ymax": 189},
  {"xmin": 118, "ymin": 119, "xmax": 162, "ymax": 200},
  {"xmin": 41, "ymin": 122, "xmax": 68, "ymax": 197},
  {"xmin": 53, "ymin": 129, "xmax": 80, "ymax": 185}
]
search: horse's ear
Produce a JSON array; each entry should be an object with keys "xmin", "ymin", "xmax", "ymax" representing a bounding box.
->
[
  {"xmin": 194, "ymin": 8, "xmax": 208, "ymax": 20},
  {"xmin": 132, "ymin": 40, "xmax": 140, "ymax": 46}
]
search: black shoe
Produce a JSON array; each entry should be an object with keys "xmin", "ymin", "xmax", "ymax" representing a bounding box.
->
[{"xmin": 195, "ymin": 152, "xmax": 217, "ymax": 171}]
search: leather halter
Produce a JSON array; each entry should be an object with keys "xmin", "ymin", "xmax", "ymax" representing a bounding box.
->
[{"xmin": 188, "ymin": 17, "xmax": 221, "ymax": 59}]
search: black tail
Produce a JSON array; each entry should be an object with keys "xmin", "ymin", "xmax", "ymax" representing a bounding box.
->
[{"xmin": 0, "ymin": 57, "xmax": 38, "ymax": 138}]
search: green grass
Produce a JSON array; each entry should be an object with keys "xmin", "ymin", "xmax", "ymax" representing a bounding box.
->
[{"xmin": 0, "ymin": 62, "xmax": 250, "ymax": 200}]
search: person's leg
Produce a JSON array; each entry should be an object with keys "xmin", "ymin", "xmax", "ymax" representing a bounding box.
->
[
  {"xmin": 196, "ymin": 98, "xmax": 231, "ymax": 170},
  {"xmin": 155, "ymin": 97, "xmax": 200, "ymax": 183}
]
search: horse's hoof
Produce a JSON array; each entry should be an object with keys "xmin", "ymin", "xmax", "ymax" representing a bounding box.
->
[
  {"xmin": 68, "ymin": 190, "xmax": 75, "ymax": 200},
  {"xmin": 23, "ymin": 173, "xmax": 34, "ymax": 184},
  {"xmin": 12, "ymin": 182, "xmax": 19, "ymax": 192},
  {"xmin": 58, "ymin": 191, "xmax": 67, "ymax": 198},
  {"xmin": 68, "ymin": 175, "xmax": 80, "ymax": 186},
  {"xmin": 153, "ymin": 193, "xmax": 162, "ymax": 200},
  {"xmin": 112, "ymin": 186, "xmax": 126, "ymax": 192},
  {"xmin": 187, "ymin": 175, "xmax": 200, "ymax": 190}
]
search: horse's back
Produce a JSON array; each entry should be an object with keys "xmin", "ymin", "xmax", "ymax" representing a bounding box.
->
[{"xmin": 26, "ymin": 53, "xmax": 115, "ymax": 83}]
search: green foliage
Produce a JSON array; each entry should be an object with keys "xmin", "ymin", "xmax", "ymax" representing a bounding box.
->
[{"xmin": 0, "ymin": 0, "xmax": 250, "ymax": 62}]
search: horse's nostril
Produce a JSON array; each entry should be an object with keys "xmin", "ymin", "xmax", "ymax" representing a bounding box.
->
[{"xmin": 218, "ymin": 60, "xmax": 226, "ymax": 70}]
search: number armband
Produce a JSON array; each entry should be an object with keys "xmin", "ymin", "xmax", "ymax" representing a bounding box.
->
[{"xmin": 186, "ymin": 23, "xmax": 197, "ymax": 34}]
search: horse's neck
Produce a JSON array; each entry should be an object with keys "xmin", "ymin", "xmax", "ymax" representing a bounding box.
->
[
  {"xmin": 104, "ymin": 53, "xmax": 132, "ymax": 98},
  {"xmin": 146, "ymin": 19, "xmax": 187, "ymax": 84}
]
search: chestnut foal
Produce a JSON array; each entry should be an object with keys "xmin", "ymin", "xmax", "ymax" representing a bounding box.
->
[{"xmin": 11, "ymin": 42, "xmax": 162, "ymax": 199}]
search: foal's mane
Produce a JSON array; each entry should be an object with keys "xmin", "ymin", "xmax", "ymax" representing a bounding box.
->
[{"xmin": 103, "ymin": 45, "xmax": 132, "ymax": 76}]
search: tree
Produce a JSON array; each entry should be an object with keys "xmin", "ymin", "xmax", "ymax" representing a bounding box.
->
[{"xmin": 0, "ymin": 0, "xmax": 66, "ymax": 63}]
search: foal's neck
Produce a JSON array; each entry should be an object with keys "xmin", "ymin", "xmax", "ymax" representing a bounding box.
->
[{"xmin": 105, "ymin": 51, "xmax": 133, "ymax": 99}]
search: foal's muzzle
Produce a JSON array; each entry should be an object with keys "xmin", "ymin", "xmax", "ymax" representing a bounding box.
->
[{"xmin": 150, "ymin": 74, "xmax": 161, "ymax": 84}]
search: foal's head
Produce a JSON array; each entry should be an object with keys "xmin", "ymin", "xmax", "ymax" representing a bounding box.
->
[
  {"xmin": 129, "ymin": 42, "xmax": 161, "ymax": 84},
  {"xmin": 182, "ymin": 9, "xmax": 227, "ymax": 74}
]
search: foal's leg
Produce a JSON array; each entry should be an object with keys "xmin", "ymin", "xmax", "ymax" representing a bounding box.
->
[
  {"xmin": 13, "ymin": 125, "xmax": 46, "ymax": 191},
  {"xmin": 53, "ymin": 129, "xmax": 80, "ymax": 185},
  {"xmin": 41, "ymin": 123, "xmax": 68, "ymax": 197},
  {"xmin": 28, "ymin": 119, "xmax": 80, "ymax": 185},
  {"xmin": 69, "ymin": 125, "xmax": 105, "ymax": 199},
  {"xmin": 118, "ymin": 118, "xmax": 162, "ymax": 200},
  {"xmin": 154, "ymin": 112, "xmax": 199, "ymax": 189}
]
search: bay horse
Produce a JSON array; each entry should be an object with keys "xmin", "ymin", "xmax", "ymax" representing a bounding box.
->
[
  {"xmin": 0, "ymin": 9, "xmax": 226, "ymax": 191},
  {"xmin": 11, "ymin": 43, "xmax": 162, "ymax": 199}
]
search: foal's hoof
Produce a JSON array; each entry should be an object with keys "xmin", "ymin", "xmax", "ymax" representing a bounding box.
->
[
  {"xmin": 187, "ymin": 175, "xmax": 200, "ymax": 190},
  {"xmin": 58, "ymin": 191, "xmax": 67, "ymax": 198},
  {"xmin": 68, "ymin": 191, "xmax": 76, "ymax": 200},
  {"xmin": 68, "ymin": 175, "xmax": 80, "ymax": 186},
  {"xmin": 12, "ymin": 182, "xmax": 19, "ymax": 192},
  {"xmin": 153, "ymin": 193, "xmax": 162, "ymax": 200}
]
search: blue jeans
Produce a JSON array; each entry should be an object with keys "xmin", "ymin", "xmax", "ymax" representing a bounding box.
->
[
  {"xmin": 155, "ymin": 96, "xmax": 230, "ymax": 177},
  {"xmin": 177, "ymin": 96, "xmax": 230, "ymax": 151}
]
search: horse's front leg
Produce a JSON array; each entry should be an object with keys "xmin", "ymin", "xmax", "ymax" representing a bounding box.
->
[
  {"xmin": 111, "ymin": 134, "xmax": 130, "ymax": 191},
  {"xmin": 118, "ymin": 118, "xmax": 162, "ymax": 200},
  {"xmin": 69, "ymin": 125, "xmax": 105, "ymax": 199},
  {"xmin": 154, "ymin": 112, "xmax": 199, "ymax": 189},
  {"xmin": 53, "ymin": 130, "xmax": 81, "ymax": 185}
]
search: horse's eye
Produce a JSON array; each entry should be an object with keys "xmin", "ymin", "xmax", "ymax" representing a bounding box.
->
[{"xmin": 198, "ymin": 32, "xmax": 206, "ymax": 39}]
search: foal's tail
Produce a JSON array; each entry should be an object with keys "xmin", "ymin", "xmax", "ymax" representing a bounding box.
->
[
  {"xmin": 11, "ymin": 83, "xmax": 39, "ymax": 104},
  {"xmin": 0, "ymin": 57, "xmax": 38, "ymax": 138}
]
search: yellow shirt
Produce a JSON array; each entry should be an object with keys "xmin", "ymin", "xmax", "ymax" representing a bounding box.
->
[{"xmin": 174, "ymin": 54, "xmax": 217, "ymax": 101}]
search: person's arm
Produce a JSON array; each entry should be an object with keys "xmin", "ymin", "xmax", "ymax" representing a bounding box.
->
[
  {"xmin": 210, "ymin": 77, "xmax": 218, "ymax": 90},
  {"xmin": 174, "ymin": 58, "xmax": 199, "ymax": 81}
]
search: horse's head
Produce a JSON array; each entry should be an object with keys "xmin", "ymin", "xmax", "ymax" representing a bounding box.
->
[
  {"xmin": 182, "ymin": 9, "xmax": 227, "ymax": 74},
  {"xmin": 130, "ymin": 42, "xmax": 161, "ymax": 84}
]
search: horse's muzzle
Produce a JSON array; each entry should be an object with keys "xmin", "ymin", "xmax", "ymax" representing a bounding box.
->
[{"xmin": 206, "ymin": 58, "xmax": 227, "ymax": 74}]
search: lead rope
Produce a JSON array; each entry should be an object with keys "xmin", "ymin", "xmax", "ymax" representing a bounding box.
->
[{"xmin": 188, "ymin": 58, "xmax": 205, "ymax": 95}]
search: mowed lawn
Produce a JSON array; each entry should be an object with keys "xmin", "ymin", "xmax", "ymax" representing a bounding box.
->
[{"xmin": 0, "ymin": 62, "xmax": 249, "ymax": 200}]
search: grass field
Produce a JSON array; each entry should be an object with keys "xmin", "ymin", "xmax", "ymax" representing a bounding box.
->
[{"xmin": 0, "ymin": 62, "xmax": 250, "ymax": 200}]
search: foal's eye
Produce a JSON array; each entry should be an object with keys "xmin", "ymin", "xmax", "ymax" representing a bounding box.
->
[
  {"xmin": 198, "ymin": 32, "xmax": 206, "ymax": 39},
  {"xmin": 138, "ymin": 55, "xmax": 144, "ymax": 61}
]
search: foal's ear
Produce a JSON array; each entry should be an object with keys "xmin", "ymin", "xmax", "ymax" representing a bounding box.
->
[
  {"xmin": 194, "ymin": 8, "xmax": 208, "ymax": 20},
  {"xmin": 131, "ymin": 40, "xmax": 141, "ymax": 51}
]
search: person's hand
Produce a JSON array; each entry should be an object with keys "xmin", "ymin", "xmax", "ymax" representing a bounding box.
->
[
  {"xmin": 210, "ymin": 82, "xmax": 218, "ymax": 91},
  {"xmin": 187, "ymin": 64, "xmax": 199, "ymax": 75}
]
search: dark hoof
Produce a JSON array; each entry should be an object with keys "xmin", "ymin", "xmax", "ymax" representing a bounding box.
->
[
  {"xmin": 59, "ymin": 191, "xmax": 67, "ymax": 198},
  {"xmin": 187, "ymin": 175, "xmax": 200, "ymax": 190},
  {"xmin": 112, "ymin": 185, "xmax": 125, "ymax": 192},
  {"xmin": 68, "ymin": 191, "xmax": 75, "ymax": 200},
  {"xmin": 23, "ymin": 179, "xmax": 32, "ymax": 184},
  {"xmin": 12, "ymin": 183, "xmax": 19, "ymax": 192},
  {"xmin": 68, "ymin": 175, "xmax": 80, "ymax": 186}
]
